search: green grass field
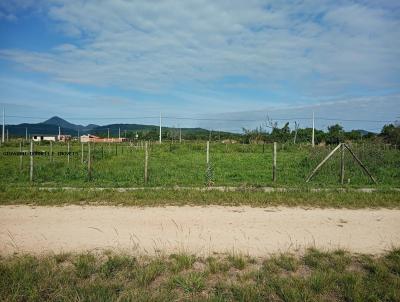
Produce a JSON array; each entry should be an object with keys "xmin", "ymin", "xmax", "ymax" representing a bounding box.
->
[
  {"xmin": 1, "ymin": 248, "xmax": 399, "ymax": 301},
  {"xmin": 1, "ymin": 140, "xmax": 399, "ymax": 188}
]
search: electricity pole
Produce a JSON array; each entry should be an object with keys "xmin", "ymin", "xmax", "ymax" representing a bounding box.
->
[{"xmin": 312, "ymin": 111, "xmax": 315, "ymax": 147}]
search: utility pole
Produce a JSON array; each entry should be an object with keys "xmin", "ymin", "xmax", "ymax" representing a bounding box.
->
[
  {"xmin": 312, "ymin": 111, "xmax": 315, "ymax": 147},
  {"xmin": 58, "ymin": 126, "xmax": 61, "ymax": 140},
  {"xmin": 293, "ymin": 121, "xmax": 299, "ymax": 144},
  {"xmin": 159, "ymin": 112, "xmax": 162, "ymax": 144},
  {"xmin": 179, "ymin": 127, "xmax": 182, "ymax": 143},
  {"xmin": 2, "ymin": 108, "xmax": 5, "ymax": 143},
  {"xmin": 124, "ymin": 129, "xmax": 127, "ymax": 138},
  {"xmin": 25, "ymin": 127, "xmax": 28, "ymax": 141},
  {"xmin": 118, "ymin": 127, "xmax": 121, "ymax": 140},
  {"xmin": 6, "ymin": 128, "xmax": 8, "ymax": 142}
]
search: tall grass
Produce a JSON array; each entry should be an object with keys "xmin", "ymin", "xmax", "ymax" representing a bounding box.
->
[
  {"xmin": 1, "ymin": 248, "xmax": 399, "ymax": 301},
  {"xmin": 0, "ymin": 141, "xmax": 399, "ymax": 188}
]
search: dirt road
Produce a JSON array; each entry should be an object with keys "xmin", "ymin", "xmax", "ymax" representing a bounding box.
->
[{"xmin": 1, "ymin": 205, "xmax": 399, "ymax": 256}]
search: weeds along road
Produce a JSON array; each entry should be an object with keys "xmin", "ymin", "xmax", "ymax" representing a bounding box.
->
[{"xmin": 1, "ymin": 205, "xmax": 399, "ymax": 256}]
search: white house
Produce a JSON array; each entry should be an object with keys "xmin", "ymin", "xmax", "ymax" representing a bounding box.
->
[{"xmin": 32, "ymin": 135, "xmax": 57, "ymax": 142}]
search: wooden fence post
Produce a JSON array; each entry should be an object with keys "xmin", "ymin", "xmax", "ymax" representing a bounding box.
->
[
  {"xmin": 81, "ymin": 143, "xmax": 84, "ymax": 164},
  {"xmin": 30, "ymin": 141, "xmax": 33, "ymax": 182},
  {"xmin": 144, "ymin": 141, "xmax": 148, "ymax": 184},
  {"xmin": 344, "ymin": 144, "xmax": 377, "ymax": 184},
  {"xmin": 306, "ymin": 143, "xmax": 342, "ymax": 182},
  {"xmin": 19, "ymin": 141, "xmax": 23, "ymax": 172},
  {"xmin": 206, "ymin": 141, "xmax": 210, "ymax": 165},
  {"xmin": 273, "ymin": 142, "xmax": 277, "ymax": 182},
  {"xmin": 67, "ymin": 142, "xmax": 70, "ymax": 164},
  {"xmin": 88, "ymin": 142, "xmax": 91, "ymax": 180},
  {"xmin": 50, "ymin": 141, "xmax": 53, "ymax": 162},
  {"xmin": 340, "ymin": 143, "xmax": 345, "ymax": 185}
]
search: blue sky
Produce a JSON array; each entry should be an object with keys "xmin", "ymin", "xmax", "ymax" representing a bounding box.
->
[{"xmin": 0, "ymin": 0, "xmax": 399, "ymax": 132}]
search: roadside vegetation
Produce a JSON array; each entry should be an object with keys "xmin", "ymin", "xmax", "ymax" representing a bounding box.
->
[
  {"xmin": 0, "ymin": 186, "xmax": 399, "ymax": 208},
  {"xmin": 1, "ymin": 248, "xmax": 399, "ymax": 301}
]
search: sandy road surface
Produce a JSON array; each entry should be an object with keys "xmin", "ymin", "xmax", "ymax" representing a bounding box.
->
[{"xmin": 1, "ymin": 205, "xmax": 399, "ymax": 256}]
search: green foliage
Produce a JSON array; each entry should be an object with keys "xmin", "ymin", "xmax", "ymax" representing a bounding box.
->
[
  {"xmin": 228, "ymin": 254, "xmax": 246, "ymax": 270},
  {"xmin": 170, "ymin": 272, "xmax": 205, "ymax": 294},
  {"xmin": 326, "ymin": 124, "xmax": 345, "ymax": 145},
  {"xmin": 169, "ymin": 254, "xmax": 196, "ymax": 273},
  {"xmin": 1, "ymin": 140, "xmax": 398, "ymax": 189},
  {"xmin": 380, "ymin": 123, "xmax": 400, "ymax": 145},
  {"xmin": 205, "ymin": 163, "xmax": 214, "ymax": 186}
]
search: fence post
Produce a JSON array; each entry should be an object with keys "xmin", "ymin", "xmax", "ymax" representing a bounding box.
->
[
  {"xmin": 19, "ymin": 141, "xmax": 23, "ymax": 172},
  {"xmin": 273, "ymin": 142, "xmax": 277, "ymax": 182},
  {"xmin": 206, "ymin": 141, "xmax": 210, "ymax": 165},
  {"xmin": 30, "ymin": 141, "xmax": 33, "ymax": 182},
  {"xmin": 88, "ymin": 142, "xmax": 91, "ymax": 180},
  {"xmin": 340, "ymin": 143, "xmax": 345, "ymax": 185},
  {"xmin": 67, "ymin": 142, "xmax": 70, "ymax": 164},
  {"xmin": 81, "ymin": 143, "xmax": 84, "ymax": 164},
  {"xmin": 144, "ymin": 141, "xmax": 148, "ymax": 184},
  {"xmin": 50, "ymin": 141, "xmax": 53, "ymax": 162},
  {"xmin": 115, "ymin": 144, "xmax": 118, "ymax": 156}
]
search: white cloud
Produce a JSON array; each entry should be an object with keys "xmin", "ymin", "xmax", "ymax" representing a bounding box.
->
[
  {"xmin": 0, "ymin": 11, "xmax": 16, "ymax": 21},
  {"xmin": 0, "ymin": 0, "xmax": 399, "ymax": 98}
]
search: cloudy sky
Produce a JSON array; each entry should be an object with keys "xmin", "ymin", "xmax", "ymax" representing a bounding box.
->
[{"xmin": 0, "ymin": 0, "xmax": 399, "ymax": 132}]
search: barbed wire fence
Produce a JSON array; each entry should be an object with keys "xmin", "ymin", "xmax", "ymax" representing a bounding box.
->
[{"xmin": 0, "ymin": 115, "xmax": 395, "ymax": 186}]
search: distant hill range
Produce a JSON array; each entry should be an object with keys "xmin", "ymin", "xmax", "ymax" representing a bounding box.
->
[
  {"xmin": 4, "ymin": 116, "xmax": 376, "ymax": 138},
  {"xmin": 5, "ymin": 116, "xmax": 210, "ymax": 137}
]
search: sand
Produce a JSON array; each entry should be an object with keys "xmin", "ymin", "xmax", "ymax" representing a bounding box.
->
[{"xmin": 1, "ymin": 205, "xmax": 399, "ymax": 256}]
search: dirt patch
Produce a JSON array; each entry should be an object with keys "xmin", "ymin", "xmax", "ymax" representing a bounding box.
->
[{"xmin": 1, "ymin": 205, "xmax": 399, "ymax": 256}]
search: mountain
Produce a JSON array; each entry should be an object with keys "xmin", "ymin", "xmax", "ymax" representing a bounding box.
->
[
  {"xmin": 43, "ymin": 116, "xmax": 80, "ymax": 131},
  {"xmin": 43, "ymin": 116, "xmax": 99, "ymax": 132},
  {"xmin": 4, "ymin": 116, "xmax": 212, "ymax": 138},
  {"xmin": 355, "ymin": 129, "xmax": 376, "ymax": 136}
]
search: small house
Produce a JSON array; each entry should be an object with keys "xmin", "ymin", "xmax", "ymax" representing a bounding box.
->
[
  {"xmin": 32, "ymin": 135, "xmax": 57, "ymax": 142},
  {"xmin": 57, "ymin": 135, "xmax": 72, "ymax": 142}
]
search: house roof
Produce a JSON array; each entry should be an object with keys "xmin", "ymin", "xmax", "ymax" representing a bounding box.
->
[{"xmin": 81, "ymin": 134, "xmax": 100, "ymax": 138}]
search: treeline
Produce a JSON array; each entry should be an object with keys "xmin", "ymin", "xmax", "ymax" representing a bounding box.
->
[
  {"xmin": 84, "ymin": 122, "xmax": 400, "ymax": 146},
  {"xmin": 242, "ymin": 123, "xmax": 400, "ymax": 145}
]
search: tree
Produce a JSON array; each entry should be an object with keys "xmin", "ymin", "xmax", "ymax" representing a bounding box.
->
[
  {"xmin": 380, "ymin": 124, "xmax": 400, "ymax": 145},
  {"xmin": 326, "ymin": 124, "xmax": 344, "ymax": 145}
]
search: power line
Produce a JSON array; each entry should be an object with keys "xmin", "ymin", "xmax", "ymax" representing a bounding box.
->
[{"xmin": 4, "ymin": 114, "xmax": 396, "ymax": 123}]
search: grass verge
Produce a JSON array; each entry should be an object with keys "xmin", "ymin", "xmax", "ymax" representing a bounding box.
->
[
  {"xmin": 1, "ymin": 248, "xmax": 399, "ymax": 301},
  {"xmin": 0, "ymin": 186, "xmax": 399, "ymax": 208}
]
